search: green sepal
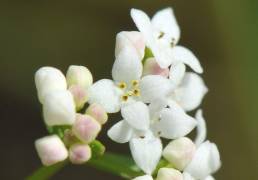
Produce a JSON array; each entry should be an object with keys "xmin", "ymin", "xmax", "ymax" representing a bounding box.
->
[{"xmin": 89, "ymin": 140, "xmax": 106, "ymax": 159}]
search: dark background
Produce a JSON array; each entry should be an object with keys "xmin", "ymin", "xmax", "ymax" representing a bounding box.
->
[{"xmin": 1, "ymin": 0, "xmax": 258, "ymax": 179}]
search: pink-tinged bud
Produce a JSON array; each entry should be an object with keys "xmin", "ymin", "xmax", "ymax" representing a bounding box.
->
[
  {"xmin": 69, "ymin": 144, "xmax": 91, "ymax": 164},
  {"xmin": 157, "ymin": 168, "xmax": 183, "ymax": 180},
  {"xmin": 69, "ymin": 85, "xmax": 89, "ymax": 110},
  {"xmin": 143, "ymin": 58, "xmax": 169, "ymax": 77},
  {"xmin": 86, "ymin": 103, "xmax": 108, "ymax": 125},
  {"xmin": 35, "ymin": 135, "xmax": 68, "ymax": 166},
  {"xmin": 115, "ymin": 31, "xmax": 145, "ymax": 60},
  {"xmin": 66, "ymin": 65, "xmax": 93, "ymax": 89},
  {"xmin": 163, "ymin": 137, "xmax": 196, "ymax": 171},
  {"xmin": 72, "ymin": 114, "xmax": 101, "ymax": 143}
]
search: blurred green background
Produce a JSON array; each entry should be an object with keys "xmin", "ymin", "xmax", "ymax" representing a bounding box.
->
[{"xmin": 0, "ymin": 0, "xmax": 257, "ymax": 179}]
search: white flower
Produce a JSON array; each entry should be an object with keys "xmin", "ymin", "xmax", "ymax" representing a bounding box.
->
[
  {"xmin": 108, "ymin": 101, "xmax": 196, "ymax": 174},
  {"xmin": 130, "ymin": 8, "xmax": 203, "ymax": 73},
  {"xmin": 35, "ymin": 135, "xmax": 68, "ymax": 166},
  {"xmin": 88, "ymin": 46, "xmax": 174, "ymax": 113},
  {"xmin": 43, "ymin": 90, "xmax": 76, "ymax": 126},
  {"xmin": 35, "ymin": 67, "xmax": 67, "ymax": 103},
  {"xmin": 183, "ymin": 110, "xmax": 221, "ymax": 180}
]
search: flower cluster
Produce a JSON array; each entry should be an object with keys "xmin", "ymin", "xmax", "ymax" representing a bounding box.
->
[
  {"xmin": 92, "ymin": 8, "xmax": 220, "ymax": 180},
  {"xmin": 33, "ymin": 7, "xmax": 221, "ymax": 180},
  {"xmin": 34, "ymin": 66, "xmax": 107, "ymax": 165}
]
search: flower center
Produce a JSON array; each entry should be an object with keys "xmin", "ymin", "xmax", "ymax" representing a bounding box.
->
[{"xmin": 117, "ymin": 80, "xmax": 141, "ymax": 102}]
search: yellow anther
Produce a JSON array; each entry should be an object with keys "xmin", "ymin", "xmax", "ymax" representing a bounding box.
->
[
  {"xmin": 118, "ymin": 82, "xmax": 127, "ymax": 89},
  {"xmin": 131, "ymin": 80, "xmax": 139, "ymax": 87},
  {"xmin": 121, "ymin": 95, "xmax": 129, "ymax": 101},
  {"xmin": 158, "ymin": 31, "xmax": 165, "ymax": 39},
  {"xmin": 127, "ymin": 91, "xmax": 133, "ymax": 96},
  {"xmin": 133, "ymin": 89, "xmax": 140, "ymax": 96}
]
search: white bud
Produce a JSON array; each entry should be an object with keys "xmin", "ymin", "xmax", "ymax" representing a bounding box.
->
[
  {"xmin": 86, "ymin": 103, "xmax": 108, "ymax": 125},
  {"xmin": 156, "ymin": 168, "xmax": 183, "ymax": 180},
  {"xmin": 66, "ymin": 65, "xmax": 93, "ymax": 89},
  {"xmin": 143, "ymin": 58, "xmax": 169, "ymax": 77},
  {"xmin": 115, "ymin": 31, "xmax": 145, "ymax": 60},
  {"xmin": 35, "ymin": 135, "xmax": 68, "ymax": 166},
  {"xmin": 132, "ymin": 175, "xmax": 153, "ymax": 180},
  {"xmin": 35, "ymin": 67, "xmax": 67, "ymax": 103},
  {"xmin": 72, "ymin": 114, "xmax": 101, "ymax": 143},
  {"xmin": 69, "ymin": 85, "xmax": 89, "ymax": 110},
  {"xmin": 69, "ymin": 144, "xmax": 92, "ymax": 164},
  {"xmin": 43, "ymin": 90, "xmax": 76, "ymax": 126},
  {"xmin": 163, "ymin": 137, "xmax": 196, "ymax": 171}
]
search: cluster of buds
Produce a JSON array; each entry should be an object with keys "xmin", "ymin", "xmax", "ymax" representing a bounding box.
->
[{"xmin": 34, "ymin": 66, "xmax": 107, "ymax": 166}]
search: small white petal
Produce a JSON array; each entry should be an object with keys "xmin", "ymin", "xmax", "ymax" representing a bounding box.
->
[
  {"xmin": 121, "ymin": 102, "xmax": 150, "ymax": 131},
  {"xmin": 43, "ymin": 90, "xmax": 76, "ymax": 126},
  {"xmin": 194, "ymin": 110, "xmax": 207, "ymax": 146},
  {"xmin": 129, "ymin": 135, "xmax": 162, "ymax": 174},
  {"xmin": 157, "ymin": 106, "xmax": 197, "ymax": 139},
  {"xmin": 88, "ymin": 79, "xmax": 122, "ymax": 113},
  {"xmin": 115, "ymin": 31, "xmax": 145, "ymax": 60},
  {"xmin": 151, "ymin": 7, "xmax": 180, "ymax": 44},
  {"xmin": 170, "ymin": 46, "xmax": 203, "ymax": 73},
  {"xmin": 156, "ymin": 168, "xmax": 183, "ymax": 180},
  {"xmin": 140, "ymin": 75, "xmax": 174, "ymax": 103},
  {"xmin": 174, "ymin": 72, "xmax": 208, "ymax": 111},
  {"xmin": 107, "ymin": 120, "xmax": 133, "ymax": 143},
  {"xmin": 185, "ymin": 141, "xmax": 221, "ymax": 179},
  {"xmin": 130, "ymin": 9, "xmax": 155, "ymax": 49},
  {"xmin": 35, "ymin": 67, "xmax": 67, "ymax": 103},
  {"xmin": 169, "ymin": 63, "xmax": 186, "ymax": 86},
  {"xmin": 132, "ymin": 175, "xmax": 154, "ymax": 180},
  {"xmin": 35, "ymin": 135, "xmax": 68, "ymax": 166},
  {"xmin": 112, "ymin": 46, "xmax": 143, "ymax": 83}
]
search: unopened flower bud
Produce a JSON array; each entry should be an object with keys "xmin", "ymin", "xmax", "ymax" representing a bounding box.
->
[
  {"xmin": 69, "ymin": 144, "xmax": 91, "ymax": 164},
  {"xmin": 163, "ymin": 137, "xmax": 196, "ymax": 171},
  {"xmin": 72, "ymin": 114, "xmax": 101, "ymax": 143},
  {"xmin": 43, "ymin": 90, "xmax": 76, "ymax": 126},
  {"xmin": 86, "ymin": 103, "xmax": 108, "ymax": 125},
  {"xmin": 66, "ymin": 65, "xmax": 93, "ymax": 89},
  {"xmin": 143, "ymin": 58, "xmax": 169, "ymax": 77},
  {"xmin": 35, "ymin": 135, "xmax": 68, "ymax": 166},
  {"xmin": 156, "ymin": 168, "xmax": 183, "ymax": 180},
  {"xmin": 35, "ymin": 67, "xmax": 67, "ymax": 103},
  {"xmin": 69, "ymin": 85, "xmax": 89, "ymax": 110},
  {"xmin": 115, "ymin": 31, "xmax": 145, "ymax": 60},
  {"xmin": 132, "ymin": 175, "xmax": 153, "ymax": 180}
]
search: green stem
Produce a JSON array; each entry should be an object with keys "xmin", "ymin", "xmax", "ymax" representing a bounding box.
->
[{"xmin": 26, "ymin": 152, "xmax": 143, "ymax": 180}]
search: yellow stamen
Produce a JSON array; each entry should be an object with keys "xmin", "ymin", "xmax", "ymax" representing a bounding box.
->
[
  {"xmin": 131, "ymin": 80, "xmax": 139, "ymax": 87},
  {"xmin": 158, "ymin": 31, "xmax": 165, "ymax": 39},
  {"xmin": 121, "ymin": 95, "xmax": 128, "ymax": 101},
  {"xmin": 133, "ymin": 89, "xmax": 140, "ymax": 96},
  {"xmin": 118, "ymin": 82, "xmax": 127, "ymax": 89}
]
